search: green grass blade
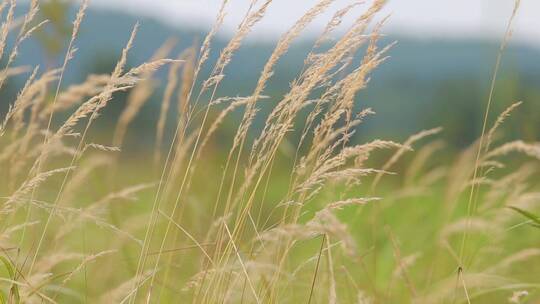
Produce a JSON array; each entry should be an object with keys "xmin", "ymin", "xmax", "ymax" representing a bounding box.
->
[
  {"xmin": 0, "ymin": 256, "xmax": 20, "ymax": 304},
  {"xmin": 508, "ymin": 206, "xmax": 540, "ymax": 226}
]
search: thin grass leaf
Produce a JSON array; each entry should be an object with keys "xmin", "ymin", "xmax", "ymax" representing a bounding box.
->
[
  {"xmin": 508, "ymin": 206, "xmax": 540, "ymax": 227},
  {"xmin": 0, "ymin": 256, "xmax": 20, "ymax": 304}
]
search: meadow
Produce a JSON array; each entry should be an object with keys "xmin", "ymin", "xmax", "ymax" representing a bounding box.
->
[{"xmin": 0, "ymin": 0, "xmax": 539, "ymax": 303}]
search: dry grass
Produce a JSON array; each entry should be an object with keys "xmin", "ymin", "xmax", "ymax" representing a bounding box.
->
[{"xmin": 0, "ymin": 0, "xmax": 538, "ymax": 303}]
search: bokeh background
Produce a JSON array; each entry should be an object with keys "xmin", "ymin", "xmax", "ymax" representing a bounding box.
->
[{"xmin": 3, "ymin": 0, "xmax": 540, "ymax": 149}]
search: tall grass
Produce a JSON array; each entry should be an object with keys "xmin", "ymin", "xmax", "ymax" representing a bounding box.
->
[{"xmin": 0, "ymin": 0, "xmax": 539, "ymax": 303}]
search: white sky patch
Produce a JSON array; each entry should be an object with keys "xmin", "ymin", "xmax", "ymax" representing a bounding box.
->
[{"xmin": 90, "ymin": 0, "xmax": 539, "ymax": 47}]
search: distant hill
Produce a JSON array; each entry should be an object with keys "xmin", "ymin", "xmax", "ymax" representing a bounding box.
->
[{"xmin": 5, "ymin": 4, "xmax": 540, "ymax": 147}]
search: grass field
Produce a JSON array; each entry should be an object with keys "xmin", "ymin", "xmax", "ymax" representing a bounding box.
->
[{"xmin": 1, "ymin": 0, "xmax": 539, "ymax": 303}]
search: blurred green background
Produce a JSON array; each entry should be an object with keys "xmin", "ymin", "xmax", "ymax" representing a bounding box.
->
[{"xmin": 2, "ymin": 0, "xmax": 540, "ymax": 151}]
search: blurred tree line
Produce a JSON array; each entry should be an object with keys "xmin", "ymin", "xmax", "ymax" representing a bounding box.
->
[{"xmin": 0, "ymin": 0, "xmax": 538, "ymax": 152}]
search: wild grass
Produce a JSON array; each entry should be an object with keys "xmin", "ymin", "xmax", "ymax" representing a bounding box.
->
[{"xmin": 0, "ymin": 0, "xmax": 539, "ymax": 303}]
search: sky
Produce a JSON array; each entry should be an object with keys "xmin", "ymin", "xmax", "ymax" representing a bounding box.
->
[{"xmin": 90, "ymin": 0, "xmax": 539, "ymax": 47}]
